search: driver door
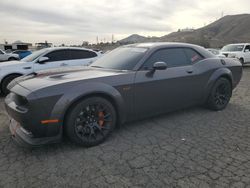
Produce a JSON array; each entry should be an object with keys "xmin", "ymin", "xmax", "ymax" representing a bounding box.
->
[
  {"xmin": 34, "ymin": 49, "xmax": 71, "ymax": 72},
  {"xmin": 133, "ymin": 48, "xmax": 204, "ymax": 119},
  {"xmin": 244, "ymin": 45, "xmax": 250, "ymax": 63}
]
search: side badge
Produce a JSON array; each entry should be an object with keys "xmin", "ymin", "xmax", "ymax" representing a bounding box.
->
[{"xmin": 123, "ymin": 86, "xmax": 131, "ymax": 91}]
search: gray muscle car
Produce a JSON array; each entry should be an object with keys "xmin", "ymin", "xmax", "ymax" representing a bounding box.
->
[{"xmin": 5, "ymin": 43, "xmax": 242, "ymax": 147}]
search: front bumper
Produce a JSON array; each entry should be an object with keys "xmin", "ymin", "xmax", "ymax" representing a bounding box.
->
[{"xmin": 9, "ymin": 118, "xmax": 62, "ymax": 148}]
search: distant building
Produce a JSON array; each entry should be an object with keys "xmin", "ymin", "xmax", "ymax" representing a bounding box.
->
[
  {"xmin": 0, "ymin": 40, "xmax": 32, "ymax": 51},
  {"xmin": 180, "ymin": 28, "xmax": 195, "ymax": 32},
  {"xmin": 35, "ymin": 41, "xmax": 53, "ymax": 49}
]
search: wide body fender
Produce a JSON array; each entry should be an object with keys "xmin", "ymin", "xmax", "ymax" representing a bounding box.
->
[
  {"xmin": 50, "ymin": 82, "xmax": 126, "ymax": 126},
  {"xmin": 203, "ymin": 68, "xmax": 233, "ymax": 102}
]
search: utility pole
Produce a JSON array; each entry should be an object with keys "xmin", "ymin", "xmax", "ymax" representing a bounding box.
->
[{"xmin": 96, "ymin": 36, "xmax": 99, "ymax": 44}]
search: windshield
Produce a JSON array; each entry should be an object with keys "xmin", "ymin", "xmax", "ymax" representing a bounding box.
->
[
  {"xmin": 21, "ymin": 48, "xmax": 49, "ymax": 62},
  {"xmin": 221, "ymin": 45, "xmax": 244, "ymax": 52},
  {"xmin": 91, "ymin": 47, "xmax": 147, "ymax": 70}
]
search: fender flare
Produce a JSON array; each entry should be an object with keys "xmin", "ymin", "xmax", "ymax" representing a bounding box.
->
[
  {"xmin": 203, "ymin": 68, "xmax": 233, "ymax": 101},
  {"xmin": 50, "ymin": 82, "xmax": 126, "ymax": 126}
]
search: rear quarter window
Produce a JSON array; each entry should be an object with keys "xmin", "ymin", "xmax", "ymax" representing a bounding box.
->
[{"xmin": 184, "ymin": 48, "xmax": 204, "ymax": 64}]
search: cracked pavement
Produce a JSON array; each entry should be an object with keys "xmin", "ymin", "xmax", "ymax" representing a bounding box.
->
[{"xmin": 0, "ymin": 67, "xmax": 250, "ymax": 188}]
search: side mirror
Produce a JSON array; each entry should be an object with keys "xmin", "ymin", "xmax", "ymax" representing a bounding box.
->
[
  {"xmin": 146, "ymin": 62, "xmax": 167, "ymax": 77},
  {"xmin": 38, "ymin": 56, "xmax": 49, "ymax": 64},
  {"xmin": 153, "ymin": 62, "xmax": 167, "ymax": 70},
  {"xmin": 245, "ymin": 49, "xmax": 250, "ymax": 52}
]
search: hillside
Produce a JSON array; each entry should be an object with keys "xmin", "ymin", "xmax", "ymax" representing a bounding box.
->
[
  {"xmin": 118, "ymin": 34, "xmax": 148, "ymax": 44},
  {"xmin": 119, "ymin": 14, "xmax": 250, "ymax": 47}
]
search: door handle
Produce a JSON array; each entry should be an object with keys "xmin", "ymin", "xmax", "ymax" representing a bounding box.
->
[
  {"xmin": 60, "ymin": 63, "xmax": 68, "ymax": 66},
  {"xmin": 186, "ymin": 69, "xmax": 193, "ymax": 74},
  {"xmin": 23, "ymin": 66, "xmax": 32, "ymax": 69}
]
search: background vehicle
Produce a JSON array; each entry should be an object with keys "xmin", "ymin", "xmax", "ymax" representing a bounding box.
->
[
  {"xmin": 5, "ymin": 43, "xmax": 242, "ymax": 147},
  {"xmin": 0, "ymin": 49, "xmax": 19, "ymax": 62},
  {"xmin": 11, "ymin": 50, "xmax": 32, "ymax": 59},
  {"xmin": 0, "ymin": 47, "xmax": 101, "ymax": 95},
  {"xmin": 207, "ymin": 48, "xmax": 225, "ymax": 58},
  {"xmin": 220, "ymin": 43, "xmax": 250, "ymax": 64}
]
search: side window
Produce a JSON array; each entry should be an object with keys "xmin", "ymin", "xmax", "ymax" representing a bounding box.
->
[
  {"xmin": 184, "ymin": 48, "xmax": 204, "ymax": 64},
  {"xmin": 143, "ymin": 48, "xmax": 190, "ymax": 69},
  {"xmin": 45, "ymin": 50, "xmax": 71, "ymax": 62},
  {"xmin": 70, "ymin": 50, "xmax": 97, "ymax": 60},
  {"xmin": 245, "ymin": 45, "xmax": 250, "ymax": 52}
]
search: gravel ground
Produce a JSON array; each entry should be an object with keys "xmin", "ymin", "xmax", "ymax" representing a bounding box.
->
[{"xmin": 0, "ymin": 67, "xmax": 250, "ymax": 188}]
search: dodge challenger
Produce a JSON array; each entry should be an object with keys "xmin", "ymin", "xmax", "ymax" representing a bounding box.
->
[{"xmin": 5, "ymin": 43, "xmax": 242, "ymax": 147}]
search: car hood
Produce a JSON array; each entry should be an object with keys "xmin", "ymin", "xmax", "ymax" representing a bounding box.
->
[{"xmin": 11, "ymin": 66, "xmax": 128, "ymax": 92}]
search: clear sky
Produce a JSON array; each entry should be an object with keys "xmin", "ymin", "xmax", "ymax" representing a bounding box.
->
[{"xmin": 0, "ymin": 0, "xmax": 249, "ymax": 45}]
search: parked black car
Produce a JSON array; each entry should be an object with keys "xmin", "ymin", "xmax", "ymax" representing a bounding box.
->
[{"xmin": 5, "ymin": 43, "xmax": 242, "ymax": 147}]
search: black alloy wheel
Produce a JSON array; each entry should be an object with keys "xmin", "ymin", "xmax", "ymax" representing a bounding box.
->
[
  {"xmin": 207, "ymin": 77, "xmax": 232, "ymax": 111},
  {"xmin": 65, "ymin": 97, "xmax": 116, "ymax": 147}
]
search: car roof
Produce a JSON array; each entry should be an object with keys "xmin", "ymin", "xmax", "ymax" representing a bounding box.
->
[
  {"xmin": 125, "ymin": 42, "xmax": 204, "ymax": 49},
  {"xmin": 226, "ymin": 43, "xmax": 250, "ymax": 46},
  {"xmin": 124, "ymin": 42, "xmax": 214, "ymax": 58},
  {"xmin": 44, "ymin": 47, "xmax": 96, "ymax": 52}
]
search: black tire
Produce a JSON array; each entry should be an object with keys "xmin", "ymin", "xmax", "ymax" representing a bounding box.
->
[
  {"xmin": 65, "ymin": 97, "xmax": 117, "ymax": 147},
  {"xmin": 1, "ymin": 75, "xmax": 21, "ymax": 96},
  {"xmin": 8, "ymin": 57, "xmax": 17, "ymax": 61},
  {"xmin": 239, "ymin": 58, "xmax": 244, "ymax": 65},
  {"xmin": 207, "ymin": 77, "xmax": 232, "ymax": 111}
]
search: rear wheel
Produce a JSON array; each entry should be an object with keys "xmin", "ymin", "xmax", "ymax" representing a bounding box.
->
[
  {"xmin": 1, "ymin": 74, "xmax": 21, "ymax": 96},
  {"xmin": 8, "ymin": 57, "xmax": 17, "ymax": 61},
  {"xmin": 65, "ymin": 97, "xmax": 116, "ymax": 147},
  {"xmin": 206, "ymin": 77, "xmax": 232, "ymax": 111}
]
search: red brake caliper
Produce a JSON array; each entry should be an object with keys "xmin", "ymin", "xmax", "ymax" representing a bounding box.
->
[{"xmin": 98, "ymin": 111, "xmax": 104, "ymax": 127}]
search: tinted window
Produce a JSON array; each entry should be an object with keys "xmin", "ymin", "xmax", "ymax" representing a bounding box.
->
[
  {"xmin": 245, "ymin": 45, "xmax": 250, "ymax": 51},
  {"xmin": 221, "ymin": 45, "xmax": 244, "ymax": 52},
  {"xmin": 184, "ymin": 48, "xmax": 204, "ymax": 64},
  {"xmin": 45, "ymin": 50, "xmax": 71, "ymax": 62},
  {"xmin": 91, "ymin": 47, "xmax": 147, "ymax": 70},
  {"xmin": 70, "ymin": 50, "xmax": 97, "ymax": 59},
  {"xmin": 143, "ymin": 48, "xmax": 190, "ymax": 69}
]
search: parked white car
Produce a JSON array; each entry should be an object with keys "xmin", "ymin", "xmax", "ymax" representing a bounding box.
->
[
  {"xmin": 0, "ymin": 49, "xmax": 19, "ymax": 62},
  {"xmin": 220, "ymin": 43, "xmax": 250, "ymax": 65},
  {"xmin": 0, "ymin": 47, "xmax": 101, "ymax": 95}
]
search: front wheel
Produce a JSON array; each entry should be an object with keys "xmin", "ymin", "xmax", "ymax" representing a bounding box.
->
[
  {"xmin": 206, "ymin": 77, "xmax": 232, "ymax": 111},
  {"xmin": 239, "ymin": 58, "xmax": 244, "ymax": 65},
  {"xmin": 65, "ymin": 97, "xmax": 116, "ymax": 147},
  {"xmin": 8, "ymin": 57, "xmax": 17, "ymax": 61},
  {"xmin": 1, "ymin": 75, "xmax": 21, "ymax": 95}
]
